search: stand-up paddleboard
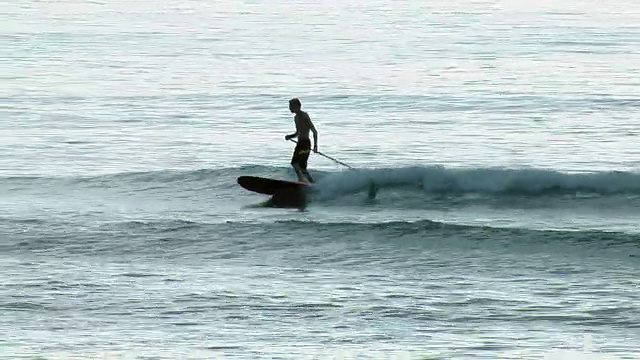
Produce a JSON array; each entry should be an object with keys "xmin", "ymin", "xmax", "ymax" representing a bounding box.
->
[
  {"xmin": 237, "ymin": 176, "xmax": 310, "ymax": 195},
  {"xmin": 237, "ymin": 176, "xmax": 310, "ymax": 209}
]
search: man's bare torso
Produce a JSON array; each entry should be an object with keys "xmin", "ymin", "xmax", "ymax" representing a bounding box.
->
[{"xmin": 295, "ymin": 111, "xmax": 312, "ymax": 140}]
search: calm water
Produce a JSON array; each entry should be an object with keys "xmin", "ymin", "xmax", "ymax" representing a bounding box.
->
[{"xmin": 1, "ymin": 0, "xmax": 639, "ymax": 359}]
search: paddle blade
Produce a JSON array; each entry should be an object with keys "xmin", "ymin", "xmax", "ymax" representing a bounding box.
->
[{"xmin": 367, "ymin": 180, "xmax": 378, "ymax": 200}]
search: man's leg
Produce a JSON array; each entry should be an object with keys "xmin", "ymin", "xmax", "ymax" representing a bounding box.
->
[
  {"xmin": 298, "ymin": 147, "xmax": 315, "ymax": 183},
  {"xmin": 291, "ymin": 140, "xmax": 314, "ymax": 183},
  {"xmin": 292, "ymin": 162, "xmax": 307, "ymax": 182},
  {"xmin": 291, "ymin": 149, "xmax": 308, "ymax": 183},
  {"xmin": 303, "ymin": 170, "xmax": 314, "ymax": 183},
  {"xmin": 299, "ymin": 139, "xmax": 316, "ymax": 183},
  {"xmin": 291, "ymin": 158, "xmax": 313, "ymax": 183}
]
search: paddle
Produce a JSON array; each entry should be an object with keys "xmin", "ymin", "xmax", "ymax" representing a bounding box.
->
[
  {"xmin": 289, "ymin": 139, "xmax": 354, "ymax": 169},
  {"xmin": 288, "ymin": 139, "xmax": 378, "ymax": 199}
]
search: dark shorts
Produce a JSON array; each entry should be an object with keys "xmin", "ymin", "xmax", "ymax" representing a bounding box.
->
[{"xmin": 291, "ymin": 138, "xmax": 311, "ymax": 169}]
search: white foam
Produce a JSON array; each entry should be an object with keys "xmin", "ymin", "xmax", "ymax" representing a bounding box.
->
[{"xmin": 313, "ymin": 165, "xmax": 640, "ymax": 198}]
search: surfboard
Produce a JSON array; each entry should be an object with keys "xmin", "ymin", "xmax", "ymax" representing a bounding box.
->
[{"xmin": 237, "ymin": 176, "xmax": 310, "ymax": 195}]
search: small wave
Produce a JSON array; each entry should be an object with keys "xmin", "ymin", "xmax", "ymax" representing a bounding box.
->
[
  {"xmin": 0, "ymin": 301, "xmax": 47, "ymax": 311},
  {"xmin": 3, "ymin": 217, "xmax": 638, "ymax": 257},
  {"xmin": 313, "ymin": 166, "xmax": 640, "ymax": 197},
  {"xmin": 3, "ymin": 165, "xmax": 640, "ymax": 199},
  {"xmin": 274, "ymin": 218, "xmax": 638, "ymax": 238}
]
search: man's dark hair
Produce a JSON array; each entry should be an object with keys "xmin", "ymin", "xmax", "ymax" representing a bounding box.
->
[{"xmin": 289, "ymin": 98, "xmax": 301, "ymax": 107}]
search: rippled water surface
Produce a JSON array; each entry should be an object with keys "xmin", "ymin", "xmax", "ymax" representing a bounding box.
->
[{"xmin": 2, "ymin": 0, "xmax": 639, "ymax": 359}]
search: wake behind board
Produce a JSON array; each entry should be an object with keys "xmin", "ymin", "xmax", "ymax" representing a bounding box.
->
[{"xmin": 237, "ymin": 176, "xmax": 310, "ymax": 196}]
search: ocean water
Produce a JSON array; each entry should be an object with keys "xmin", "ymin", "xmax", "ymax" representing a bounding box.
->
[{"xmin": 2, "ymin": 0, "xmax": 640, "ymax": 359}]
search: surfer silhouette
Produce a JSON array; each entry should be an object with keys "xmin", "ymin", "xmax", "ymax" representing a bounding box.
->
[{"xmin": 285, "ymin": 98, "xmax": 318, "ymax": 183}]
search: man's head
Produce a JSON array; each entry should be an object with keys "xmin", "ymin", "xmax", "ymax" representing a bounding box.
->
[{"xmin": 289, "ymin": 98, "xmax": 301, "ymax": 113}]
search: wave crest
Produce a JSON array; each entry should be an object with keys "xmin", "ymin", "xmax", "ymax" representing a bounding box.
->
[{"xmin": 314, "ymin": 166, "xmax": 640, "ymax": 197}]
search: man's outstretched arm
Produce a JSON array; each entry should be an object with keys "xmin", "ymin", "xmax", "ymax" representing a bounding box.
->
[
  {"xmin": 285, "ymin": 131, "xmax": 298, "ymax": 140},
  {"xmin": 286, "ymin": 117, "xmax": 300, "ymax": 140}
]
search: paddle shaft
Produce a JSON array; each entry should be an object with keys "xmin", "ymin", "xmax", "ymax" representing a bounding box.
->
[{"xmin": 288, "ymin": 139, "xmax": 354, "ymax": 170}]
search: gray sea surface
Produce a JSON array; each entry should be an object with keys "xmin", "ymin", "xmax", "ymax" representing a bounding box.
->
[{"xmin": 1, "ymin": 0, "xmax": 639, "ymax": 359}]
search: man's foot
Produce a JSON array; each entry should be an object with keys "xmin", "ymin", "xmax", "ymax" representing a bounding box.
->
[{"xmin": 302, "ymin": 170, "xmax": 315, "ymax": 184}]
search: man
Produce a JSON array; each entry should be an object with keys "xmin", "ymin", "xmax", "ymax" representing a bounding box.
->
[{"xmin": 284, "ymin": 98, "xmax": 318, "ymax": 183}]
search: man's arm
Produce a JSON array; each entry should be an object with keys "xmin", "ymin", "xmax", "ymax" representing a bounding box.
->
[
  {"xmin": 285, "ymin": 130, "xmax": 298, "ymax": 140},
  {"xmin": 285, "ymin": 117, "xmax": 299, "ymax": 140},
  {"xmin": 309, "ymin": 116, "xmax": 318, "ymax": 152}
]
